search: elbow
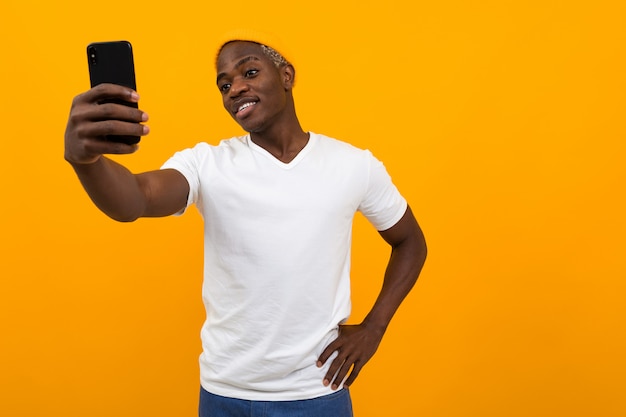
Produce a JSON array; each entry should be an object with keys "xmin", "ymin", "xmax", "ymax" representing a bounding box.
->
[
  {"xmin": 416, "ymin": 237, "xmax": 427, "ymax": 277},
  {"xmin": 418, "ymin": 235, "xmax": 428, "ymax": 264},
  {"xmin": 109, "ymin": 207, "xmax": 143, "ymax": 222},
  {"xmin": 406, "ymin": 230, "xmax": 427, "ymax": 278},
  {"xmin": 100, "ymin": 206, "xmax": 143, "ymax": 223},
  {"xmin": 112, "ymin": 214, "xmax": 140, "ymax": 223},
  {"xmin": 92, "ymin": 198, "xmax": 147, "ymax": 223}
]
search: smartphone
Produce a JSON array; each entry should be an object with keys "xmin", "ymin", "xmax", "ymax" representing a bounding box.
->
[{"xmin": 87, "ymin": 41, "xmax": 140, "ymax": 145}]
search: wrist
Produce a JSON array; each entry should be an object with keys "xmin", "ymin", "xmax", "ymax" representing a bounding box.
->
[
  {"xmin": 65, "ymin": 151, "xmax": 103, "ymax": 167},
  {"xmin": 361, "ymin": 316, "xmax": 389, "ymax": 334}
]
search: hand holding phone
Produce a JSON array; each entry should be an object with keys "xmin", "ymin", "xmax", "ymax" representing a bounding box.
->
[
  {"xmin": 65, "ymin": 84, "xmax": 148, "ymax": 165},
  {"xmin": 87, "ymin": 41, "xmax": 140, "ymax": 145}
]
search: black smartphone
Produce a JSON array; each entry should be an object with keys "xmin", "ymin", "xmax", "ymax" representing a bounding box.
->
[{"xmin": 87, "ymin": 41, "xmax": 140, "ymax": 145}]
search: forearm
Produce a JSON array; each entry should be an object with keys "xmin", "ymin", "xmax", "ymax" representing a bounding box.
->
[
  {"xmin": 69, "ymin": 156, "xmax": 148, "ymax": 222},
  {"xmin": 363, "ymin": 236, "xmax": 427, "ymax": 330},
  {"xmin": 363, "ymin": 208, "xmax": 427, "ymax": 331},
  {"xmin": 317, "ymin": 217, "xmax": 427, "ymax": 388}
]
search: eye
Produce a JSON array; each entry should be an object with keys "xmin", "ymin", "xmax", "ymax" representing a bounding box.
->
[
  {"xmin": 219, "ymin": 83, "xmax": 231, "ymax": 93},
  {"xmin": 245, "ymin": 69, "xmax": 259, "ymax": 77}
]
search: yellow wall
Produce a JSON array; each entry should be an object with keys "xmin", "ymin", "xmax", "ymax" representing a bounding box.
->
[{"xmin": 1, "ymin": 1, "xmax": 625, "ymax": 416}]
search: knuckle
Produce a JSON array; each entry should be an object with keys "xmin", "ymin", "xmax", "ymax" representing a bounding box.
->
[
  {"xmin": 94, "ymin": 83, "xmax": 110, "ymax": 93},
  {"xmin": 134, "ymin": 122, "xmax": 145, "ymax": 135},
  {"xmin": 70, "ymin": 95, "xmax": 81, "ymax": 109},
  {"xmin": 72, "ymin": 89, "xmax": 93, "ymax": 106},
  {"xmin": 92, "ymin": 83, "xmax": 125, "ymax": 102},
  {"xmin": 68, "ymin": 101, "xmax": 87, "ymax": 121},
  {"xmin": 99, "ymin": 103, "xmax": 115, "ymax": 119},
  {"xmin": 126, "ymin": 107, "xmax": 141, "ymax": 123},
  {"xmin": 73, "ymin": 124, "xmax": 90, "ymax": 140},
  {"xmin": 109, "ymin": 141, "xmax": 130, "ymax": 154},
  {"xmin": 100, "ymin": 120, "xmax": 118, "ymax": 136},
  {"xmin": 133, "ymin": 109, "xmax": 145, "ymax": 122}
]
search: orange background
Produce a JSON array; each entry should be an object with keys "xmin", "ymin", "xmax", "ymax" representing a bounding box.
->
[{"xmin": 1, "ymin": 1, "xmax": 625, "ymax": 416}]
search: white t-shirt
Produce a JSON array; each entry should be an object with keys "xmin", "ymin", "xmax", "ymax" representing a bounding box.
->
[{"xmin": 161, "ymin": 132, "xmax": 407, "ymax": 401}]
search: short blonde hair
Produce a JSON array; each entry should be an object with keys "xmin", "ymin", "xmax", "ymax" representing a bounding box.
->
[{"xmin": 260, "ymin": 44, "xmax": 290, "ymax": 68}]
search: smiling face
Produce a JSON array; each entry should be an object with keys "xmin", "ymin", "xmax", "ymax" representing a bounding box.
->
[{"xmin": 216, "ymin": 41, "xmax": 295, "ymax": 134}]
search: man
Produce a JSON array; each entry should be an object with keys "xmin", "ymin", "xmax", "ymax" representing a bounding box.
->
[{"xmin": 65, "ymin": 30, "xmax": 427, "ymax": 417}]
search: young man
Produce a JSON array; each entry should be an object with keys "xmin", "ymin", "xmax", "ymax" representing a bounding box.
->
[{"xmin": 64, "ymin": 30, "xmax": 427, "ymax": 417}]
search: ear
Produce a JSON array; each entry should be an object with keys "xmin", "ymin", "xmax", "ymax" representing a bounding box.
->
[{"xmin": 281, "ymin": 64, "xmax": 296, "ymax": 90}]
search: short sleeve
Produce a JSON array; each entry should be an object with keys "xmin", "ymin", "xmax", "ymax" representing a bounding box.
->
[
  {"xmin": 358, "ymin": 151, "xmax": 408, "ymax": 231},
  {"xmin": 160, "ymin": 143, "xmax": 209, "ymax": 214}
]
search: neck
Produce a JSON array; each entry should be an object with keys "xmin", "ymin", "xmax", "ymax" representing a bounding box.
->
[
  {"xmin": 249, "ymin": 101, "xmax": 309, "ymax": 163},
  {"xmin": 250, "ymin": 124, "xmax": 309, "ymax": 163}
]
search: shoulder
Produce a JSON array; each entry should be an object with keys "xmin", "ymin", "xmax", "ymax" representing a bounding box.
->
[
  {"xmin": 311, "ymin": 132, "xmax": 371, "ymax": 159},
  {"xmin": 173, "ymin": 135, "xmax": 248, "ymax": 159},
  {"xmin": 162, "ymin": 136, "xmax": 249, "ymax": 174},
  {"xmin": 197, "ymin": 135, "xmax": 248, "ymax": 152},
  {"xmin": 312, "ymin": 132, "xmax": 361, "ymax": 150},
  {"xmin": 311, "ymin": 133, "xmax": 382, "ymax": 174}
]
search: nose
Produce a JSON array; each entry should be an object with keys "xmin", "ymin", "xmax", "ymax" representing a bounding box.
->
[{"xmin": 229, "ymin": 76, "xmax": 249, "ymax": 98}]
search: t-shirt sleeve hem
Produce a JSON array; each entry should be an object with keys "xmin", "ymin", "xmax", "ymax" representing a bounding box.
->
[
  {"xmin": 373, "ymin": 198, "xmax": 408, "ymax": 232},
  {"xmin": 160, "ymin": 161, "xmax": 195, "ymax": 216}
]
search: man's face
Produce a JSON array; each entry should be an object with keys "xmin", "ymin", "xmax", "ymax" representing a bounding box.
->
[{"xmin": 216, "ymin": 41, "xmax": 291, "ymax": 133}]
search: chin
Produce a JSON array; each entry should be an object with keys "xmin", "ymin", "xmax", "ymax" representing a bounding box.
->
[{"xmin": 238, "ymin": 121, "xmax": 265, "ymax": 134}]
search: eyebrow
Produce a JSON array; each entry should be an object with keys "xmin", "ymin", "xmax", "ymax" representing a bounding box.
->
[{"xmin": 216, "ymin": 55, "xmax": 261, "ymax": 84}]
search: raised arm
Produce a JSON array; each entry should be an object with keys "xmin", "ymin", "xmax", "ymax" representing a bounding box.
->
[
  {"xmin": 65, "ymin": 83, "xmax": 189, "ymax": 221},
  {"xmin": 317, "ymin": 205, "xmax": 427, "ymax": 389}
]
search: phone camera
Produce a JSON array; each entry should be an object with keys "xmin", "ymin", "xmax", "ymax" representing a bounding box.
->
[{"xmin": 88, "ymin": 46, "xmax": 97, "ymax": 65}]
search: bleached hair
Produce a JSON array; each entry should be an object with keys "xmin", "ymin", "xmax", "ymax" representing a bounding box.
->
[{"xmin": 260, "ymin": 44, "xmax": 290, "ymax": 68}]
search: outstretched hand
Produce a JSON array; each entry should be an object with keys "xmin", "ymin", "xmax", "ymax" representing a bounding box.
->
[
  {"xmin": 64, "ymin": 83, "xmax": 149, "ymax": 165},
  {"xmin": 317, "ymin": 323, "xmax": 386, "ymax": 390}
]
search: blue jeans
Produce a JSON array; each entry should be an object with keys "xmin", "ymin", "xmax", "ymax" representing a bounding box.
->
[{"xmin": 199, "ymin": 387, "xmax": 354, "ymax": 417}]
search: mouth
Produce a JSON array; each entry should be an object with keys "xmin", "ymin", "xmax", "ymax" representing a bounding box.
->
[{"xmin": 234, "ymin": 100, "xmax": 258, "ymax": 117}]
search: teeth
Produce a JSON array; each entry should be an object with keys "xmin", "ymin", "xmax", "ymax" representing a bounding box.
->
[{"xmin": 238, "ymin": 102, "xmax": 256, "ymax": 113}]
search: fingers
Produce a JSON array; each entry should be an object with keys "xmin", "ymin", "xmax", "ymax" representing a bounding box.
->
[
  {"xmin": 72, "ymin": 84, "xmax": 147, "ymax": 125},
  {"xmin": 317, "ymin": 324, "xmax": 384, "ymax": 390},
  {"xmin": 343, "ymin": 362, "xmax": 363, "ymax": 387},
  {"xmin": 79, "ymin": 137, "xmax": 140, "ymax": 158},
  {"xmin": 87, "ymin": 101, "xmax": 147, "ymax": 124},
  {"xmin": 80, "ymin": 82, "xmax": 140, "ymax": 106},
  {"xmin": 317, "ymin": 338, "xmax": 340, "ymax": 368},
  {"xmin": 65, "ymin": 84, "xmax": 149, "ymax": 164},
  {"xmin": 321, "ymin": 349, "xmax": 356, "ymax": 390},
  {"xmin": 78, "ymin": 119, "xmax": 149, "ymax": 139},
  {"xmin": 317, "ymin": 335, "xmax": 354, "ymax": 390}
]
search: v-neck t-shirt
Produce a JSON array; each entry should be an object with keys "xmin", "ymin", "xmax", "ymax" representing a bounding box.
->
[{"xmin": 161, "ymin": 132, "xmax": 407, "ymax": 400}]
